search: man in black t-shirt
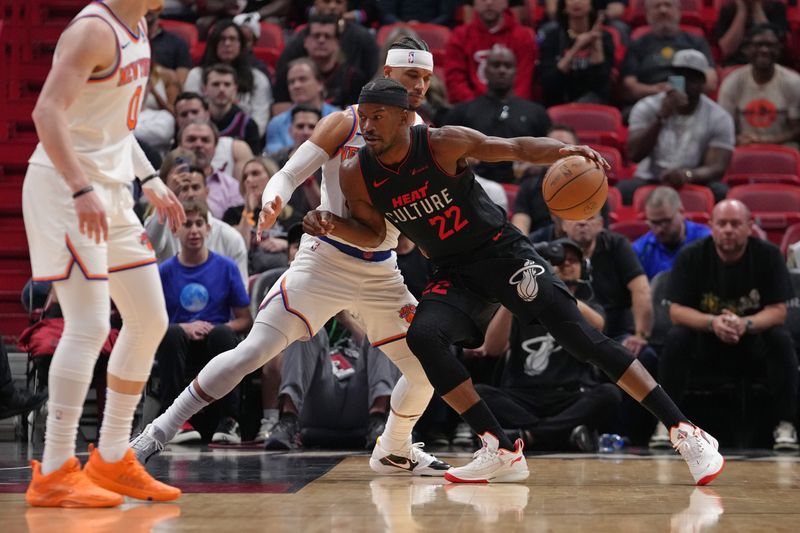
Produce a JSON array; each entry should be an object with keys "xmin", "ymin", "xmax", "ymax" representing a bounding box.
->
[
  {"xmin": 657, "ymin": 199, "xmax": 799, "ymax": 450},
  {"xmin": 445, "ymin": 46, "xmax": 551, "ymax": 184},
  {"xmin": 146, "ymin": 9, "xmax": 193, "ymax": 85}
]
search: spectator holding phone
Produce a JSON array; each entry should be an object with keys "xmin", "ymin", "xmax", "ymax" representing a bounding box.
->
[{"xmin": 620, "ymin": 49, "xmax": 734, "ymax": 205}]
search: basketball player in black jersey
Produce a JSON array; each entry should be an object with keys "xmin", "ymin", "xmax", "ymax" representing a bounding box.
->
[{"xmin": 304, "ymin": 79, "xmax": 725, "ymax": 485}]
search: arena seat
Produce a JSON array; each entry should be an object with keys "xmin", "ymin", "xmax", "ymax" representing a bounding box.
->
[
  {"xmin": 727, "ymin": 184, "xmax": 800, "ymax": 244},
  {"xmin": 728, "ymin": 144, "xmax": 800, "ymax": 176},
  {"xmin": 609, "ymin": 219, "xmax": 649, "ymax": 241},
  {"xmin": 590, "ymin": 144, "xmax": 626, "ymax": 185},
  {"xmin": 257, "ymin": 21, "xmax": 285, "ymax": 51},
  {"xmin": 159, "ymin": 19, "xmax": 199, "ymax": 48},
  {"xmin": 377, "ymin": 22, "xmax": 451, "ymax": 50},
  {"xmin": 547, "ymin": 104, "xmax": 626, "ymax": 152},
  {"xmin": 252, "ymin": 47, "xmax": 280, "ymax": 70},
  {"xmin": 723, "ymin": 173, "xmax": 800, "ymax": 187}
]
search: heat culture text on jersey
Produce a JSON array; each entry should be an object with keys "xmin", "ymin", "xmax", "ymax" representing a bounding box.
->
[{"xmin": 359, "ymin": 125, "xmax": 506, "ymax": 261}]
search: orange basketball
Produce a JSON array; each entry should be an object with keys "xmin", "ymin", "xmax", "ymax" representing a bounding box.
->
[{"xmin": 542, "ymin": 155, "xmax": 608, "ymax": 221}]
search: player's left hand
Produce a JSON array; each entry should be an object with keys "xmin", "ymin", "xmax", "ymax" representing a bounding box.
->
[
  {"xmin": 559, "ymin": 145, "xmax": 610, "ymax": 170},
  {"xmin": 142, "ymin": 177, "xmax": 186, "ymax": 233},
  {"xmin": 303, "ymin": 210, "xmax": 337, "ymax": 236}
]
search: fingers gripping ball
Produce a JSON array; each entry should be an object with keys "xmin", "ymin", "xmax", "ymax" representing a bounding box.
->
[{"xmin": 543, "ymin": 156, "xmax": 608, "ymax": 220}]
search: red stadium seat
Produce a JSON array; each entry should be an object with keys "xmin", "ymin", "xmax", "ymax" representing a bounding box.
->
[
  {"xmin": 727, "ymin": 184, "xmax": 800, "ymax": 244},
  {"xmin": 723, "ymin": 173, "xmax": 800, "ymax": 187},
  {"xmin": 252, "ymin": 47, "xmax": 280, "ymax": 71},
  {"xmin": 632, "ymin": 184, "xmax": 715, "ymax": 215},
  {"xmin": 728, "ymin": 144, "xmax": 800, "ymax": 176},
  {"xmin": 159, "ymin": 19, "xmax": 199, "ymax": 48},
  {"xmin": 780, "ymin": 222, "xmax": 800, "ymax": 259},
  {"xmin": 591, "ymin": 144, "xmax": 626, "ymax": 185},
  {"xmin": 548, "ymin": 104, "xmax": 626, "ymax": 152},
  {"xmin": 607, "ymin": 186, "xmax": 622, "ymax": 222},
  {"xmin": 610, "ymin": 219, "xmax": 650, "ymax": 241},
  {"xmin": 257, "ymin": 21, "xmax": 284, "ymax": 51}
]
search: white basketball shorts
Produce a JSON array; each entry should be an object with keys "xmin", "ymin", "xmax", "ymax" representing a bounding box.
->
[
  {"xmin": 23, "ymin": 164, "xmax": 156, "ymax": 281},
  {"xmin": 258, "ymin": 234, "xmax": 418, "ymax": 347}
]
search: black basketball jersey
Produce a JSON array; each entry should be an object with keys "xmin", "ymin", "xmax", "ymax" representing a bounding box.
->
[{"xmin": 359, "ymin": 125, "xmax": 508, "ymax": 262}]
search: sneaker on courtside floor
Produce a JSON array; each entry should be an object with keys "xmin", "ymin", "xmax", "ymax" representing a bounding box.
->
[
  {"xmin": 25, "ymin": 457, "xmax": 123, "ymax": 508},
  {"xmin": 211, "ymin": 417, "xmax": 241, "ymax": 444},
  {"xmin": 254, "ymin": 418, "xmax": 276, "ymax": 443},
  {"xmin": 670, "ymin": 422, "xmax": 725, "ymax": 486},
  {"xmin": 369, "ymin": 437, "xmax": 451, "ymax": 476},
  {"xmin": 169, "ymin": 422, "xmax": 202, "ymax": 444},
  {"xmin": 84, "ymin": 445, "xmax": 181, "ymax": 501},
  {"xmin": 130, "ymin": 423, "xmax": 165, "ymax": 464},
  {"xmin": 444, "ymin": 432, "xmax": 529, "ymax": 484}
]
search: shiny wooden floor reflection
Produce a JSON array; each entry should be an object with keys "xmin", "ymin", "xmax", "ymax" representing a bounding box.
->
[{"xmin": 2, "ymin": 449, "xmax": 799, "ymax": 532}]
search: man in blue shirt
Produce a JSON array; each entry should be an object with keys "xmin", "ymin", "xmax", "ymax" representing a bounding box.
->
[
  {"xmin": 153, "ymin": 199, "xmax": 252, "ymax": 445},
  {"xmin": 632, "ymin": 186, "xmax": 711, "ymax": 279}
]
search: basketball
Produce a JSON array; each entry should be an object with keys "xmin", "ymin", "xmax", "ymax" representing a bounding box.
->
[{"xmin": 542, "ymin": 155, "xmax": 608, "ymax": 220}]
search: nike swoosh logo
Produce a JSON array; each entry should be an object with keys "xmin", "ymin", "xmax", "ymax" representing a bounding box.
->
[
  {"xmin": 373, "ymin": 177, "xmax": 390, "ymax": 188},
  {"xmin": 121, "ymin": 42, "xmax": 131, "ymax": 49},
  {"xmin": 381, "ymin": 455, "xmax": 418, "ymax": 471},
  {"xmin": 411, "ymin": 165, "xmax": 429, "ymax": 175}
]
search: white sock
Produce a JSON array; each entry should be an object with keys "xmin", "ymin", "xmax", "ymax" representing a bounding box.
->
[
  {"xmin": 152, "ymin": 385, "xmax": 208, "ymax": 442},
  {"xmin": 41, "ymin": 401, "xmax": 85, "ymax": 475},
  {"xmin": 98, "ymin": 389, "xmax": 141, "ymax": 463},
  {"xmin": 263, "ymin": 408, "xmax": 279, "ymax": 423},
  {"xmin": 380, "ymin": 410, "xmax": 420, "ymax": 453}
]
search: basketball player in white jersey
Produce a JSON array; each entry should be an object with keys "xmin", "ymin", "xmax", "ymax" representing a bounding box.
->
[
  {"xmin": 23, "ymin": 0, "xmax": 184, "ymax": 507},
  {"xmin": 132, "ymin": 37, "xmax": 451, "ymax": 476}
]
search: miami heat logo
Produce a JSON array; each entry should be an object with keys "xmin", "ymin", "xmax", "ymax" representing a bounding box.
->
[
  {"xmin": 508, "ymin": 261, "xmax": 545, "ymax": 302},
  {"xmin": 398, "ymin": 304, "xmax": 416, "ymax": 324},
  {"xmin": 139, "ymin": 232, "xmax": 153, "ymax": 251}
]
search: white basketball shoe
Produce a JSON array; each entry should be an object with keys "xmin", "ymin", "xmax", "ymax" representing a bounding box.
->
[
  {"xmin": 670, "ymin": 422, "xmax": 725, "ymax": 486},
  {"xmin": 370, "ymin": 437, "xmax": 451, "ymax": 476},
  {"xmin": 444, "ymin": 433, "xmax": 529, "ymax": 484}
]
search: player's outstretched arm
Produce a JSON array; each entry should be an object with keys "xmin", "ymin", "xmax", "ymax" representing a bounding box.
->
[
  {"xmin": 302, "ymin": 156, "xmax": 387, "ymax": 248},
  {"xmin": 33, "ymin": 18, "xmax": 117, "ymax": 243},
  {"xmin": 429, "ymin": 126, "xmax": 609, "ymax": 170},
  {"xmin": 258, "ymin": 108, "xmax": 361, "ymax": 239}
]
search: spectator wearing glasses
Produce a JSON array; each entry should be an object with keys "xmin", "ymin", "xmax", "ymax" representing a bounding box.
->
[
  {"xmin": 444, "ymin": 46, "xmax": 550, "ymax": 184},
  {"xmin": 715, "ymin": 1, "xmax": 788, "ymax": 67},
  {"xmin": 632, "ymin": 186, "xmax": 711, "ymax": 279},
  {"xmin": 718, "ymin": 25, "xmax": 800, "ymax": 148},
  {"xmin": 272, "ymin": 14, "xmax": 370, "ymax": 109}
]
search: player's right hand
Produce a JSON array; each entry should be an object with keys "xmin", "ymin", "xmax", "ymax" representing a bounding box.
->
[
  {"xmin": 256, "ymin": 195, "xmax": 283, "ymax": 243},
  {"xmin": 303, "ymin": 210, "xmax": 336, "ymax": 237},
  {"xmin": 74, "ymin": 190, "xmax": 108, "ymax": 244}
]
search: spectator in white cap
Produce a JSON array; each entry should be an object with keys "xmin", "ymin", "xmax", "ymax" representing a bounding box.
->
[{"xmin": 621, "ymin": 49, "xmax": 735, "ymax": 205}]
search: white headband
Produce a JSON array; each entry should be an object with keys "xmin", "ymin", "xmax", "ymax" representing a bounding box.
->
[{"xmin": 385, "ymin": 49, "xmax": 434, "ymax": 71}]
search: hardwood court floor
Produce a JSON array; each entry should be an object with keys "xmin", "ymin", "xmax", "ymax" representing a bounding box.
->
[{"xmin": 1, "ymin": 446, "xmax": 799, "ymax": 532}]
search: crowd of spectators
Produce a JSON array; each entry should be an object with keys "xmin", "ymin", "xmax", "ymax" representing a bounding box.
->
[{"xmin": 18, "ymin": 0, "xmax": 800, "ymax": 452}]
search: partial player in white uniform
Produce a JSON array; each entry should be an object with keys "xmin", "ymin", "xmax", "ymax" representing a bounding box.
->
[
  {"xmin": 23, "ymin": 0, "xmax": 184, "ymax": 508},
  {"xmin": 132, "ymin": 37, "xmax": 450, "ymax": 475}
]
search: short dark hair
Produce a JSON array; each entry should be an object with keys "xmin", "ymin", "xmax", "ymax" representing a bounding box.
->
[
  {"xmin": 287, "ymin": 57, "xmax": 324, "ymax": 82},
  {"xmin": 358, "ymin": 78, "xmax": 410, "ymax": 109},
  {"xmin": 306, "ymin": 14, "xmax": 340, "ymax": 37},
  {"xmin": 387, "ymin": 35, "xmax": 430, "ymax": 52},
  {"xmin": 202, "ymin": 62, "xmax": 238, "ymax": 85},
  {"xmin": 291, "ymin": 104, "xmax": 322, "ymax": 122},
  {"xmin": 745, "ymin": 23, "xmax": 782, "ymax": 44},
  {"xmin": 175, "ymin": 91, "xmax": 208, "ymax": 110}
]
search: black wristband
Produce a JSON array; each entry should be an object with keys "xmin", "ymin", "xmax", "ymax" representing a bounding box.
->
[
  {"xmin": 72, "ymin": 185, "xmax": 94, "ymax": 199},
  {"xmin": 139, "ymin": 174, "xmax": 158, "ymax": 186}
]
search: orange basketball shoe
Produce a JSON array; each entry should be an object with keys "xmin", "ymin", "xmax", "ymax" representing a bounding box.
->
[
  {"xmin": 84, "ymin": 445, "xmax": 181, "ymax": 502},
  {"xmin": 25, "ymin": 457, "xmax": 123, "ymax": 508}
]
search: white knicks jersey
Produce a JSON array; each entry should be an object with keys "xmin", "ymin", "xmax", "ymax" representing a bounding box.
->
[
  {"xmin": 320, "ymin": 104, "xmax": 425, "ymax": 252},
  {"xmin": 29, "ymin": 2, "xmax": 151, "ymax": 185}
]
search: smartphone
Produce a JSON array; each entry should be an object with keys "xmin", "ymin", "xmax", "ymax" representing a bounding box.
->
[
  {"xmin": 667, "ymin": 74, "xmax": 685, "ymax": 93},
  {"xmin": 174, "ymin": 156, "xmax": 191, "ymax": 174}
]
